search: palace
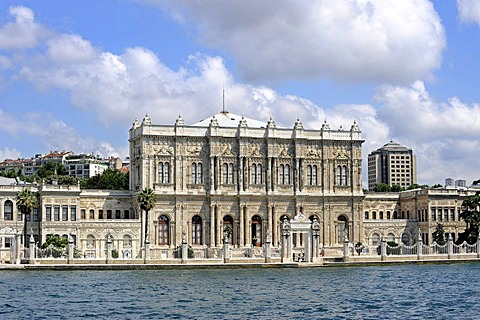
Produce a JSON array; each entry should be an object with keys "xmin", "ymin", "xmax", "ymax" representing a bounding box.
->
[{"xmin": 0, "ymin": 111, "xmax": 476, "ymax": 262}]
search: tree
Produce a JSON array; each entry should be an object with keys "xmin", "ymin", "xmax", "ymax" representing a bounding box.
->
[
  {"xmin": 137, "ymin": 188, "xmax": 156, "ymax": 254},
  {"xmin": 36, "ymin": 162, "xmax": 67, "ymax": 179},
  {"xmin": 41, "ymin": 234, "xmax": 68, "ymax": 249},
  {"xmin": 373, "ymin": 183, "xmax": 391, "ymax": 192},
  {"xmin": 83, "ymin": 169, "xmax": 129, "ymax": 190},
  {"xmin": 431, "ymin": 184, "xmax": 443, "ymax": 188},
  {"xmin": 459, "ymin": 193, "xmax": 480, "ymax": 244},
  {"xmin": 16, "ymin": 188, "xmax": 39, "ymax": 247},
  {"xmin": 432, "ymin": 223, "xmax": 446, "ymax": 245},
  {"xmin": 472, "ymin": 179, "xmax": 480, "ymax": 186}
]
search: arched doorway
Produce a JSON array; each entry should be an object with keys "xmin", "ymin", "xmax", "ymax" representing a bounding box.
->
[
  {"xmin": 192, "ymin": 215, "xmax": 202, "ymax": 245},
  {"xmin": 158, "ymin": 215, "xmax": 169, "ymax": 245},
  {"xmin": 336, "ymin": 215, "xmax": 348, "ymax": 243},
  {"xmin": 251, "ymin": 215, "xmax": 262, "ymax": 247},
  {"xmin": 223, "ymin": 215, "xmax": 234, "ymax": 244}
]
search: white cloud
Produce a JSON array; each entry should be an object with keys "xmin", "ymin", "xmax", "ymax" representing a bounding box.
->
[
  {"xmin": 46, "ymin": 34, "xmax": 99, "ymax": 64},
  {"xmin": 375, "ymin": 81, "xmax": 480, "ymax": 185},
  {"xmin": 457, "ymin": 0, "xmax": 480, "ymax": 26},
  {"xmin": 0, "ymin": 6, "xmax": 47, "ymax": 50},
  {"xmin": 157, "ymin": 0, "xmax": 445, "ymax": 84},
  {"xmin": 0, "ymin": 147, "xmax": 21, "ymax": 161}
]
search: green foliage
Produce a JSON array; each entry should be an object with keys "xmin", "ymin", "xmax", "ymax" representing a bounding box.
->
[
  {"xmin": 354, "ymin": 242, "xmax": 364, "ymax": 255},
  {"xmin": 174, "ymin": 245, "xmax": 194, "ymax": 258},
  {"xmin": 431, "ymin": 184, "xmax": 443, "ymax": 188},
  {"xmin": 111, "ymin": 249, "xmax": 119, "ymax": 259},
  {"xmin": 36, "ymin": 162, "xmax": 67, "ymax": 178},
  {"xmin": 41, "ymin": 234, "xmax": 68, "ymax": 249},
  {"xmin": 82, "ymin": 169, "xmax": 129, "ymax": 190},
  {"xmin": 16, "ymin": 188, "xmax": 38, "ymax": 214},
  {"xmin": 138, "ymin": 188, "xmax": 156, "ymax": 212},
  {"xmin": 459, "ymin": 194, "xmax": 480, "ymax": 244},
  {"xmin": 406, "ymin": 184, "xmax": 429, "ymax": 190},
  {"xmin": 0, "ymin": 168, "xmax": 21, "ymax": 178},
  {"xmin": 432, "ymin": 223, "xmax": 446, "ymax": 245},
  {"xmin": 473, "ymin": 179, "xmax": 480, "ymax": 186},
  {"xmin": 373, "ymin": 183, "xmax": 404, "ymax": 192}
]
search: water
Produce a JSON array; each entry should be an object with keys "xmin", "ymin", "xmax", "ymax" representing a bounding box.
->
[{"xmin": 0, "ymin": 263, "xmax": 479, "ymax": 319}]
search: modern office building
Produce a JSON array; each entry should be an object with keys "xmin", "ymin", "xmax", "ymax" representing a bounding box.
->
[{"xmin": 367, "ymin": 141, "xmax": 417, "ymax": 191}]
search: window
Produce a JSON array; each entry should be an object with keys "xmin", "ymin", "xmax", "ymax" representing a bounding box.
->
[
  {"xmin": 191, "ymin": 163, "xmax": 203, "ymax": 184},
  {"xmin": 123, "ymin": 235, "xmax": 132, "ymax": 248},
  {"xmin": 81, "ymin": 209, "xmax": 86, "ymax": 220},
  {"xmin": 4, "ymin": 200, "xmax": 13, "ymax": 221},
  {"xmin": 364, "ymin": 211, "xmax": 369, "ymax": 219},
  {"xmin": 222, "ymin": 162, "xmax": 234, "ymax": 184},
  {"xmin": 372, "ymin": 211, "xmax": 377, "ymax": 219},
  {"xmin": 379, "ymin": 211, "xmax": 384, "ymax": 220},
  {"xmin": 279, "ymin": 164, "xmax": 291, "ymax": 185},
  {"xmin": 307, "ymin": 165, "xmax": 318, "ymax": 185},
  {"xmin": 62, "ymin": 206, "xmax": 68, "ymax": 221},
  {"xmin": 70, "ymin": 206, "xmax": 76, "ymax": 221},
  {"xmin": 89, "ymin": 209, "xmax": 94, "ymax": 220},
  {"xmin": 46, "ymin": 206, "xmax": 52, "ymax": 221},
  {"xmin": 115, "ymin": 210, "xmax": 121, "ymax": 219},
  {"xmin": 33, "ymin": 208, "xmax": 39, "ymax": 222},
  {"xmin": 401, "ymin": 233, "xmax": 410, "ymax": 245},
  {"xmin": 107, "ymin": 210, "xmax": 112, "ymax": 219},
  {"xmin": 387, "ymin": 233, "xmax": 395, "ymax": 243},
  {"xmin": 387, "ymin": 211, "xmax": 391, "ymax": 219},
  {"xmin": 124, "ymin": 210, "xmax": 130, "ymax": 219},
  {"xmin": 86, "ymin": 235, "xmax": 95, "ymax": 249},
  {"xmin": 158, "ymin": 161, "xmax": 170, "ymax": 184},
  {"xmin": 192, "ymin": 215, "xmax": 202, "ymax": 245},
  {"xmin": 223, "ymin": 215, "xmax": 234, "ymax": 243},
  {"xmin": 158, "ymin": 215, "xmax": 169, "ymax": 245},
  {"xmin": 336, "ymin": 165, "xmax": 348, "ymax": 186},
  {"xmin": 371, "ymin": 233, "xmax": 380, "ymax": 246},
  {"xmin": 54, "ymin": 206, "xmax": 60, "ymax": 221},
  {"xmin": 98, "ymin": 210, "xmax": 104, "ymax": 219},
  {"xmin": 251, "ymin": 163, "xmax": 263, "ymax": 184}
]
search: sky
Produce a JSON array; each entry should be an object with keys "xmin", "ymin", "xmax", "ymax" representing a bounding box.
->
[{"xmin": 0, "ymin": 0, "xmax": 479, "ymax": 187}]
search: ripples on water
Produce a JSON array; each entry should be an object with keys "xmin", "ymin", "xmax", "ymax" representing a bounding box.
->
[{"xmin": 0, "ymin": 263, "xmax": 479, "ymax": 319}]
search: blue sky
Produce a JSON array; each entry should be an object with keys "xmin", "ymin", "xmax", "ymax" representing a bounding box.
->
[{"xmin": 0, "ymin": 0, "xmax": 479, "ymax": 186}]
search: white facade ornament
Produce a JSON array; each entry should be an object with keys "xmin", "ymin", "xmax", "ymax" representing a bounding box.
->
[
  {"xmin": 267, "ymin": 117, "xmax": 277, "ymax": 128},
  {"xmin": 321, "ymin": 120, "xmax": 330, "ymax": 130},
  {"xmin": 294, "ymin": 118, "xmax": 303, "ymax": 129},
  {"xmin": 210, "ymin": 116, "xmax": 219, "ymax": 127},
  {"xmin": 142, "ymin": 113, "xmax": 152, "ymax": 125},
  {"xmin": 292, "ymin": 212, "xmax": 306, "ymax": 221},
  {"xmin": 238, "ymin": 116, "xmax": 248, "ymax": 128},
  {"xmin": 175, "ymin": 115, "xmax": 185, "ymax": 126},
  {"xmin": 351, "ymin": 120, "xmax": 360, "ymax": 132},
  {"xmin": 132, "ymin": 118, "xmax": 140, "ymax": 129}
]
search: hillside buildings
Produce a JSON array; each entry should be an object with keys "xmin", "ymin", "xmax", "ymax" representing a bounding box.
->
[
  {"xmin": 367, "ymin": 141, "xmax": 417, "ymax": 191},
  {"xmin": 0, "ymin": 111, "xmax": 475, "ymax": 263}
]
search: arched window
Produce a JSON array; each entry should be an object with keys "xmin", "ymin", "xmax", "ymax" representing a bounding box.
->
[
  {"xmin": 379, "ymin": 211, "xmax": 384, "ymax": 220},
  {"xmin": 336, "ymin": 165, "xmax": 348, "ymax": 186},
  {"xmin": 364, "ymin": 211, "xmax": 369, "ymax": 219},
  {"xmin": 86, "ymin": 235, "xmax": 95, "ymax": 249},
  {"xmin": 279, "ymin": 164, "xmax": 285, "ymax": 184},
  {"xmin": 387, "ymin": 211, "xmax": 391, "ymax": 219},
  {"xmin": 222, "ymin": 163, "xmax": 234, "ymax": 184},
  {"xmin": 4, "ymin": 200, "xmax": 13, "ymax": 220},
  {"xmin": 158, "ymin": 215, "xmax": 169, "ymax": 245},
  {"xmin": 192, "ymin": 215, "xmax": 202, "ymax": 245},
  {"xmin": 307, "ymin": 165, "xmax": 312, "ymax": 185},
  {"xmin": 251, "ymin": 163, "xmax": 262, "ymax": 184},
  {"xmin": 387, "ymin": 233, "xmax": 395, "ymax": 243},
  {"xmin": 158, "ymin": 161, "xmax": 170, "ymax": 184},
  {"xmin": 124, "ymin": 210, "xmax": 130, "ymax": 219},
  {"xmin": 251, "ymin": 215, "xmax": 262, "ymax": 246},
  {"xmin": 123, "ymin": 235, "xmax": 132, "ymax": 248},
  {"xmin": 372, "ymin": 211, "xmax": 377, "ymax": 219},
  {"xmin": 307, "ymin": 165, "xmax": 318, "ymax": 185},
  {"xmin": 191, "ymin": 163, "xmax": 203, "ymax": 184},
  {"xmin": 401, "ymin": 233, "xmax": 410, "ymax": 245},
  {"xmin": 285, "ymin": 164, "xmax": 290, "ymax": 184},
  {"xmin": 371, "ymin": 233, "xmax": 380, "ymax": 246}
]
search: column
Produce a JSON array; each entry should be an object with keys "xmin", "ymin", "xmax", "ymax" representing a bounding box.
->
[
  {"xmin": 416, "ymin": 232, "xmax": 423, "ymax": 260},
  {"xmin": 447, "ymin": 234, "xmax": 453, "ymax": 259},
  {"xmin": 266, "ymin": 157, "xmax": 271, "ymax": 192},
  {"xmin": 29, "ymin": 234, "xmax": 36, "ymax": 264},
  {"xmin": 239, "ymin": 157, "xmax": 244, "ymax": 192},
  {"xmin": 210, "ymin": 157, "xmax": 215, "ymax": 191},
  {"xmin": 239, "ymin": 205, "xmax": 245, "ymax": 247},
  {"xmin": 380, "ymin": 238, "xmax": 387, "ymax": 261},
  {"xmin": 215, "ymin": 206, "xmax": 221, "ymax": 247},
  {"xmin": 67, "ymin": 236, "xmax": 74, "ymax": 264},
  {"xmin": 210, "ymin": 205, "xmax": 215, "ymax": 247},
  {"xmin": 181, "ymin": 232, "xmax": 188, "ymax": 263},
  {"xmin": 223, "ymin": 231, "xmax": 230, "ymax": 263}
]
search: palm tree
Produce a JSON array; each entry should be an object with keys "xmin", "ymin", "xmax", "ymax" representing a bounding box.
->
[
  {"xmin": 459, "ymin": 194, "xmax": 480, "ymax": 243},
  {"xmin": 137, "ymin": 188, "xmax": 156, "ymax": 256},
  {"xmin": 16, "ymin": 188, "xmax": 39, "ymax": 248}
]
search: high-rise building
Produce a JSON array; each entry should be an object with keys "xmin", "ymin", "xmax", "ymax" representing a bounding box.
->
[{"xmin": 368, "ymin": 141, "xmax": 416, "ymax": 191}]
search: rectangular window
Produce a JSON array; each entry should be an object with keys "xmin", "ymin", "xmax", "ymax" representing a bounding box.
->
[
  {"xmin": 5, "ymin": 237, "xmax": 12, "ymax": 248},
  {"xmin": 46, "ymin": 206, "xmax": 52, "ymax": 221},
  {"xmin": 98, "ymin": 210, "xmax": 104, "ymax": 219},
  {"xmin": 89, "ymin": 209, "xmax": 94, "ymax": 220},
  {"xmin": 115, "ymin": 210, "xmax": 121, "ymax": 219},
  {"xmin": 54, "ymin": 206, "xmax": 60, "ymax": 221},
  {"xmin": 81, "ymin": 209, "xmax": 86, "ymax": 220},
  {"xmin": 107, "ymin": 210, "xmax": 112, "ymax": 219},
  {"xmin": 62, "ymin": 206, "xmax": 68, "ymax": 221},
  {"xmin": 70, "ymin": 205, "xmax": 77, "ymax": 221},
  {"xmin": 33, "ymin": 208, "xmax": 39, "ymax": 222}
]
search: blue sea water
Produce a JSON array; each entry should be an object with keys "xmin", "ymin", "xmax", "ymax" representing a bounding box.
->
[{"xmin": 0, "ymin": 263, "xmax": 479, "ymax": 319}]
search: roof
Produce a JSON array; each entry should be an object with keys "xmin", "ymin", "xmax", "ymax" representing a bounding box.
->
[
  {"xmin": 191, "ymin": 112, "xmax": 267, "ymax": 128},
  {"xmin": 377, "ymin": 141, "xmax": 411, "ymax": 152}
]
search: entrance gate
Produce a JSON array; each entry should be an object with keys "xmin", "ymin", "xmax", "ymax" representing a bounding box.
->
[{"xmin": 280, "ymin": 213, "xmax": 320, "ymax": 262}]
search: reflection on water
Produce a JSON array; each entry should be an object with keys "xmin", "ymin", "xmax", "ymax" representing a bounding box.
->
[{"xmin": 0, "ymin": 264, "xmax": 479, "ymax": 319}]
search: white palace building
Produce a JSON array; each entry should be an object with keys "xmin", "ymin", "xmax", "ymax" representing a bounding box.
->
[{"xmin": 0, "ymin": 111, "xmax": 477, "ymax": 263}]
